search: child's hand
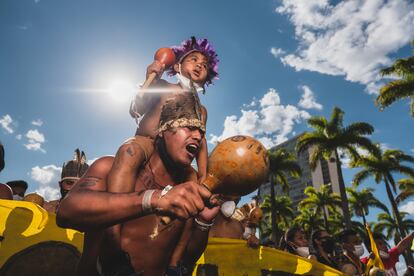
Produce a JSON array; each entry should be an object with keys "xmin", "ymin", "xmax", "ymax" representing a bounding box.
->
[{"xmin": 146, "ymin": 60, "xmax": 165, "ymax": 80}]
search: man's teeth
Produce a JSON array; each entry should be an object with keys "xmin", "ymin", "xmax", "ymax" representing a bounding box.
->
[{"xmin": 187, "ymin": 144, "xmax": 198, "ymax": 153}]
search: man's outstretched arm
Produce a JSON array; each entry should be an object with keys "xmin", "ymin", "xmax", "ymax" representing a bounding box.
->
[
  {"xmin": 57, "ymin": 156, "xmax": 212, "ymax": 232},
  {"xmin": 56, "ymin": 156, "xmax": 149, "ymax": 231},
  {"xmin": 397, "ymin": 232, "xmax": 414, "ymax": 254}
]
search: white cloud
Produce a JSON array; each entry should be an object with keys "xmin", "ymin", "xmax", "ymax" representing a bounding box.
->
[
  {"xmin": 16, "ymin": 134, "xmax": 22, "ymax": 140},
  {"xmin": 31, "ymin": 119, "xmax": 43, "ymax": 127},
  {"xmin": 399, "ymin": 200, "xmax": 414, "ymax": 215},
  {"xmin": 0, "ymin": 114, "xmax": 14, "ymax": 134},
  {"xmin": 26, "ymin": 129, "xmax": 45, "ymax": 143},
  {"xmin": 209, "ymin": 88, "xmax": 310, "ymax": 148},
  {"xmin": 24, "ymin": 129, "xmax": 46, "ymax": 153},
  {"xmin": 270, "ymin": 47, "xmax": 286, "ymax": 58},
  {"xmin": 30, "ymin": 165, "xmax": 61, "ymax": 201},
  {"xmin": 275, "ymin": 0, "xmax": 414, "ymax": 94},
  {"xmin": 298, "ymin": 85, "xmax": 323, "ymax": 110}
]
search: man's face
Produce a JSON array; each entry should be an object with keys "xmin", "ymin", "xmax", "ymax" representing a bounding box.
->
[
  {"xmin": 175, "ymin": 52, "xmax": 209, "ymax": 85},
  {"xmin": 316, "ymin": 231, "xmax": 330, "ymax": 245},
  {"xmin": 162, "ymin": 126, "xmax": 204, "ymax": 166}
]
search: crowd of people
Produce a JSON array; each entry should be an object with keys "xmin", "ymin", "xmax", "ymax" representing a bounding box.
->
[
  {"xmin": 1, "ymin": 36, "xmax": 413, "ymax": 276},
  {"xmin": 278, "ymin": 226, "xmax": 414, "ymax": 275}
]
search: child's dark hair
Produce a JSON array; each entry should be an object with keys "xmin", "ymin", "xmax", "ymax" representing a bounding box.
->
[
  {"xmin": 279, "ymin": 226, "xmax": 304, "ymax": 254},
  {"xmin": 167, "ymin": 37, "xmax": 219, "ymax": 86}
]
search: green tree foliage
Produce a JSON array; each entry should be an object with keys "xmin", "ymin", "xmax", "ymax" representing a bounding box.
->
[
  {"xmin": 346, "ymin": 187, "xmax": 389, "ymax": 225},
  {"xmin": 352, "ymin": 148, "xmax": 414, "ymax": 264},
  {"xmin": 266, "ymin": 148, "xmax": 301, "ymax": 245},
  {"xmin": 299, "ymin": 184, "xmax": 342, "ymax": 231},
  {"xmin": 396, "ymin": 178, "xmax": 414, "ymax": 204},
  {"xmin": 376, "ymin": 41, "xmax": 414, "ymax": 116},
  {"xmin": 297, "ymin": 107, "xmax": 378, "ymax": 228}
]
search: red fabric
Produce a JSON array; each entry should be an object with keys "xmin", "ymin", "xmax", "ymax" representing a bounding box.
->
[{"xmin": 361, "ymin": 247, "xmax": 399, "ymax": 276}]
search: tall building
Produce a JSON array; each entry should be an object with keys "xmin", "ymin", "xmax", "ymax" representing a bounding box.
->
[{"xmin": 257, "ymin": 134, "xmax": 342, "ymax": 212}]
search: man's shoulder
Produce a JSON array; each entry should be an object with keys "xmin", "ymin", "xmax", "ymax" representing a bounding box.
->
[{"xmin": 88, "ymin": 156, "xmax": 115, "ymax": 173}]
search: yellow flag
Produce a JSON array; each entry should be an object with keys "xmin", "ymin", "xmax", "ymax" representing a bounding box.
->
[{"xmin": 365, "ymin": 224, "xmax": 385, "ymax": 274}]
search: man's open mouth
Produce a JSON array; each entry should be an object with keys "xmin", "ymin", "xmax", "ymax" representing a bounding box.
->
[{"xmin": 186, "ymin": 143, "xmax": 199, "ymax": 155}]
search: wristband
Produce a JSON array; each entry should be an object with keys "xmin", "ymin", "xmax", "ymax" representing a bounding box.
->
[
  {"xmin": 142, "ymin": 189, "xmax": 156, "ymax": 213},
  {"xmin": 194, "ymin": 218, "xmax": 214, "ymax": 232}
]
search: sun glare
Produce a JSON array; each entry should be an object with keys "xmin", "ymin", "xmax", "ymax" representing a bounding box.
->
[{"xmin": 106, "ymin": 79, "xmax": 136, "ymax": 103}]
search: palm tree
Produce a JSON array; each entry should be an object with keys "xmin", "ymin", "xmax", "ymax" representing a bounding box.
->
[
  {"xmin": 297, "ymin": 107, "xmax": 378, "ymax": 229},
  {"xmin": 261, "ymin": 195, "xmax": 295, "ymax": 246},
  {"xmin": 352, "ymin": 149, "xmax": 414, "ymax": 264},
  {"xmin": 266, "ymin": 148, "xmax": 301, "ymax": 245},
  {"xmin": 375, "ymin": 212, "xmax": 414, "ymax": 243},
  {"xmin": 376, "ymin": 41, "xmax": 414, "ymax": 116},
  {"xmin": 259, "ymin": 218, "xmax": 273, "ymax": 244},
  {"xmin": 346, "ymin": 187, "xmax": 389, "ymax": 225},
  {"xmin": 352, "ymin": 149, "xmax": 414, "ymax": 238},
  {"xmin": 294, "ymin": 208, "xmax": 324, "ymax": 237},
  {"xmin": 299, "ymin": 184, "xmax": 342, "ymax": 231},
  {"xmin": 396, "ymin": 178, "xmax": 414, "ymax": 204}
]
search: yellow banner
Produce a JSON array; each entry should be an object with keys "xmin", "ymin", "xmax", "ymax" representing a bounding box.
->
[
  {"xmin": 0, "ymin": 199, "xmax": 83, "ymax": 267},
  {"xmin": 194, "ymin": 238, "xmax": 343, "ymax": 276},
  {"xmin": 1, "ymin": 200, "xmax": 343, "ymax": 275}
]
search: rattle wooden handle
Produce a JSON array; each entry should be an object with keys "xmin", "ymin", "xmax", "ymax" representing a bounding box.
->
[{"xmin": 141, "ymin": 72, "xmax": 157, "ymax": 90}]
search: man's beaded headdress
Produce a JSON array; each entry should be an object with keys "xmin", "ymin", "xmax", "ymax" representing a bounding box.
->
[{"xmin": 158, "ymin": 93, "xmax": 205, "ymax": 134}]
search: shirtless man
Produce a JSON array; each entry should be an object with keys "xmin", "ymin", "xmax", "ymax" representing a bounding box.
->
[
  {"xmin": 105, "ymin": 37, "xmax": 219, "ymax": 254},
  {"xmin": 57, "ymin": 93, "xmax": 219, "ymax": 276}
]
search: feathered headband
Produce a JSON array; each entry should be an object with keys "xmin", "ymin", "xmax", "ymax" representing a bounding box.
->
[
  {"xmin": 61, "ymin": 149, "xmax": 89, "ymax": 182},
  {"xmin": 167, "ymin": 36, "xmax": 219, "ymax": 86}
]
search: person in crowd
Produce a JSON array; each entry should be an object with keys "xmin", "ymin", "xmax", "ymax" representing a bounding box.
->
[
  {"xmin": 338, "ymin": 229, "xmax": 365, "ymax": 275},
  {"xmin": 44, "ymin": 149, "xmax": 89, "ymax": 213},
  {"xmin": 280, "ymin": 226, "xmax": 315, "ymax": 259},
  {"xmin": 6, "ymin": 180, "xmax": 28, "ymax": 200},
  {"xmin": 311, "ymin": 229, "xmax": 341, "ymax": 270},
  {"xmin": 24, "ymin": 193, "xmax": 45, "ymax": 206},
  {"xmin": 362, "ymin": 232, "xmax": 414, "ymax": 276},
  {"xmin": 210, "ymin": 199, "xmax": 261, "ymax": 248}
]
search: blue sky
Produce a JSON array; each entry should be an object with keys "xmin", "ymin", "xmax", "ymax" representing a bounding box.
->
[{"xmin": 1, "ymin": 0, "xmax": 413, "ymax": 241}]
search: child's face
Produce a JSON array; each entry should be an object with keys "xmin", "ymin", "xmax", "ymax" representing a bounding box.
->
[{"xmin": 175, "ymin": 51, "xmax": 209, "ymax": 85}]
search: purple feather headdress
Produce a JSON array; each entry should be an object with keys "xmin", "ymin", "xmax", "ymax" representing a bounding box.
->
[{"xmin": 167, "ymin": 36, "xmax": 219, "ymax": 86}]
